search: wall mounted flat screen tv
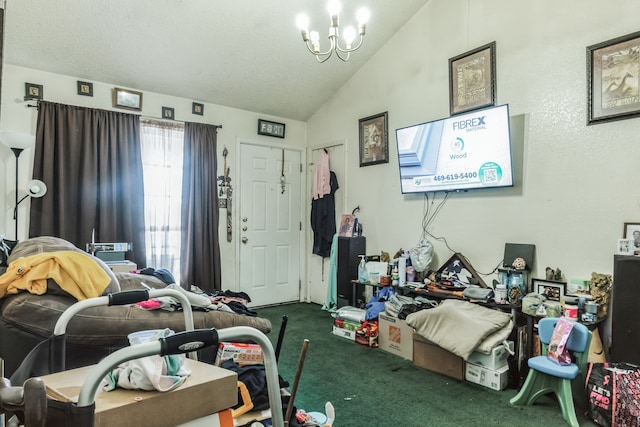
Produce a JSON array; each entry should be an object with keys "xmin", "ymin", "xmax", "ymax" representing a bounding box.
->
[{"xmin": 395, "ymin": 104, "xmax": 513, "ymax": 194}]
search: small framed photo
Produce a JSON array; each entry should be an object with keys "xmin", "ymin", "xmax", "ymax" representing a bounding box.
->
[
  {"xmin": 533, "ymin": 279, "xmax": 566, "ymax": 302},
  {"xmin": 338, "ymin": 214, "xmax": 355, "ymax": 237},
  {"xmin": 113, "ymin": 87, "xmax": 143, "ymax": 111},
  {"xmin": 358, "ymin": 111, "xmax": 389, "ymax": 167},
  {"xmin": 449, "ymin": 41, "xmax": 496, "ymax": 115},
  {"xmin": 617, "ymin": 238, "xmax": 635, "ymax": 255},
  {"xmin": 24, "ymin": 82, "xmax": 43, "ymax": 101},
  {"xmin": 77, "ymin": 81, "xmax": 93, "ymax": 97},
  {"xmin": 623, "ymin": 222, "xmax": 640, "ymax": 254},
  {"xmin": 587, "ymin": 31, "xmax": 640, "ymax": 125},
  {"xmin": 192, "ymin": 102, "xmax": 204, "ymax": 116},
  {"xmin": 162, "ymin": 106, "xmax": 175, "ymax": 120},
  {"xmin": 258, "ymin": 119, "xmax": 285, "ymax": 138}
]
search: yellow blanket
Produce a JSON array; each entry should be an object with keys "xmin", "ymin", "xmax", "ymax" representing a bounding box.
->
[{"xmin": 0, "ymin": 251, "xmax": 110, "ymax": 300}]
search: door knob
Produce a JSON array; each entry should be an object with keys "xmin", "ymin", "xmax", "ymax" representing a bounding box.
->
[
  {"xmin": 242, "ymin": 226, "xmax": 247, "ymax": 231},
  {"xmin": 242, "ymin": 237, "xmax": 248, "ymax": 244},
  {"xmin": 242, "ymin": 217, "xmax": 248, "ymax": 222}
]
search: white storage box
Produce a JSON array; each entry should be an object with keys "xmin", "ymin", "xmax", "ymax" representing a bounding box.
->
[
  {"xmin": 466, "ymin": 341, "xmax": 514, "ymax": 370},
  {"xmin": 465, "ymin": 362, "xmax": 509, "ymax": 391}
]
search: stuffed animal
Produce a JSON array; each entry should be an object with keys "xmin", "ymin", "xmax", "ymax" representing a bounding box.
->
[{"xmin": 545, "ymin": 267, "xmax": 563, "ymax": 281}]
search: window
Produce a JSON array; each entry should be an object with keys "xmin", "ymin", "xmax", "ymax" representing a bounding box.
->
[{"xmin": 140, "ymin": 119, "xmax": 184, "ymax": 283}]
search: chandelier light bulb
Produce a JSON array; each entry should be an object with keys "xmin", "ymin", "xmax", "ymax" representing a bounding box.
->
[
  {"xmin": 296, "ymin": 14, "xmax": 309, "ymax": 31},
  {"xmin": 327, "ymin": 0, "xmax": 341, "ymax": 17},
  {"xmin": 310, "ymin": 31, "xmax": 320, "ymax": 44},
  {"xmin": 343, "ymin": 26, "xmax": 356, "ymax": 45},
  {"xmin": 356, "ymin": 8, "xmax": 370, "ymax": 24}
]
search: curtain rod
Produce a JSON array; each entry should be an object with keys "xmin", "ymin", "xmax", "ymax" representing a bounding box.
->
[
  {"xmin": 26, "ymin": 101, "xmax": 222, "ymax": 129},
  {"xmin": 141, "ymin": 116, "xmax": 222, "ymax": 129}
]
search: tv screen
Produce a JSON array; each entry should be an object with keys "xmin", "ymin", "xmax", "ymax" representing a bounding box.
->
[{"xmin": 395, "ymin": 104, "xmax": 513, "ymax": 194}]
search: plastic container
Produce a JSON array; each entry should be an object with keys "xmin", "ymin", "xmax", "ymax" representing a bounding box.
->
[
  {"xmin": 494, "ymin": 284, "xmax": 507, "ymax": 304},
  {"xmin": 564, "ymin": 304, "xmax": 578, "ymax": 321},
  {"xmin": 128, "ymin": 329, "xmax": 162, "ymax": 345},
  {"xmin": 358, "ymin": 255, "xmax": 368, "ymax": 282}
]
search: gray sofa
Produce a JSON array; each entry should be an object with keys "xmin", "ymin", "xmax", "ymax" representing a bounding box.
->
[{"xmin": 0, "ymin": 237, "xmax": 272, "ymax": 376}]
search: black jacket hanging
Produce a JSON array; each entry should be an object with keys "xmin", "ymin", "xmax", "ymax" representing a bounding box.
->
[{"xmin": 311, "ymin": 171, "xmax": 338, "ymax": 257}]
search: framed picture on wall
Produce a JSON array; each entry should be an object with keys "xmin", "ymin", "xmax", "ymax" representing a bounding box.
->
[
  {"xmin": 113, "ymin": 87, "xmax": 143, "ymax": 111},
  {"xmin": 449, "ymin": 41, "xmax": 496, "ymax": 115},
  {"xmin": 587, "ymin": 30, "xmax": 640, "ymax": 125},
  {"xmin": 623, "ymin": 222, "xmax": 640, "ymax": 254},
  {"xmin": 358, "ymin": 111, "xmax": 389, "ymax": 167}
]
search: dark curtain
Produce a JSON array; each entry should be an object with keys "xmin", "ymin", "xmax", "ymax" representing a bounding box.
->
[
  {"xmin": 180, "ymin": 122, "xmax": 221, "ymax": 291},
  {"xmin": 29, "ymin": 101, "xmax": 147, "ymax": 265}
]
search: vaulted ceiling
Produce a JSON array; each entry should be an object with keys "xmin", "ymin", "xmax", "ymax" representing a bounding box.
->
[{"xmin": 3, "ymin": 0, "xmax": 430, "ymax": 121}]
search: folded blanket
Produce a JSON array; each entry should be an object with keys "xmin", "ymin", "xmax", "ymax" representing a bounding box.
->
[
  {"xmin": 0, "ymin": 251, "xmax": 110, "ymax": 300},
  {"xmin": 406, "ymin": 299, "xmax": 512, "ymax": 360}
]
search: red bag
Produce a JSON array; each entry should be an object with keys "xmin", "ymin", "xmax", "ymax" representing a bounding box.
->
[
  {"xmin": 585, "ymin": 362, "xmax": 640, "ymax": 427},
  {"xmin": 547, "ymin": 317, "xmax": 575, "ymax": 365}
]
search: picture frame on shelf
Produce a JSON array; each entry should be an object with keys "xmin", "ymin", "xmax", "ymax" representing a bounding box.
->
[
  {"xmin": 258, "ymin": 119, "xmax": 285, "ymax": 138},
  {"xmin": 623, "ymin": 222, "xmax": 640, "ymax": 254},
  {"xmin": 113, "ymin": 87, "xmax": 143, "ymax": 111},
  {"xmin": 338, "ymin": 214, "xmax": 355, "ymax": 237},
  {"xmin": 358, "ymin": 111, "xmax": 389, "ymax": 167},
  {"xmin": 617, "ymin": 238, "xmax": 635, "ymax": 256},
  {"xmin": 533, "ymin": 279, "xmax": 566, "ymax": 302},
  {"xmin": 587, "ymin": 30, "xmax": 640, "ymax": 125},
  {"xmin": 449, "ymin": 41, "xmax": 496, "ymax": 115}
]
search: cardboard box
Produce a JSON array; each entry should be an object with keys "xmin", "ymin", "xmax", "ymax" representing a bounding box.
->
[
  {"xmin": 333, "ymin": 318, "xmax": 361, "ymax": 331},
  {"xmin": 332, "ymin": 325, "xmax": 356, "ymax": 341},
  {"xmin": 412, "ymin": 333, "xmax": 465, "ymax": 380},
  {"xmin": 41, "ymin": 358, "xmax": 237, "ymax": 427},
  {"xmin": 466, "ymin": 341, "xmax": 514, "ymax": 370},
  {"xmin": 215, "ymin": 342, "xmax": 264, "ymax": 366},
  {"xmin": 105, "ymin": 261, "xmax": 137, "ymax": 273},
  {"xmin": 378, "ymin": 313, "xmax": 414, "ymax": 360},
  {"xmin": 465, "ymin": 362, "xmax": 509, "ymax": 391}
]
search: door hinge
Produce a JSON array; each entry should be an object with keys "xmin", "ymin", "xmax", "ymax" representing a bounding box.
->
[
  {"xmin": 300, "ymin": 163, "xmax": 303, "ymax": 173},
  {"xmin": 299, "ymin": 222, "xmax": 302, "ymax": 231}
]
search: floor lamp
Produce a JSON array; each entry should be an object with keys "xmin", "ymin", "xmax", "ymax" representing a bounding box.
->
[{"xmin": 11, "ymin": 156, "xmax": 48, "ymax": 239}]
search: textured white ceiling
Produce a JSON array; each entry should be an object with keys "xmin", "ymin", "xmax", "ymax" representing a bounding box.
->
[{"xmin": 3, "ymin": 0, "xmax": 429, "ymax": 121}]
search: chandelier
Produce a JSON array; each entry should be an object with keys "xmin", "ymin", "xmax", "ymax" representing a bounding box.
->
[{"xmin": 296, "ymin": 0, "xmax": 370, "ymax": 63}]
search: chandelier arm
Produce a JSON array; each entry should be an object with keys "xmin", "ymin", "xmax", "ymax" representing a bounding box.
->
[
  {"xmin": 334, "ymin": 49, "xmax": 350, "ymax": 62},
  {"xmin": 304, "ymin": 40, "xmax": 332, "ymax": 57}
]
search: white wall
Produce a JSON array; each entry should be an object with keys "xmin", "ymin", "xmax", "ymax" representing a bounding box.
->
[
  {"xmin": 0, "ymin": 65, "xmax": 307, "ymax": 292},
  {"xmin": 305, "ymin": 0, "xmax": 640, "ymax": 303}
]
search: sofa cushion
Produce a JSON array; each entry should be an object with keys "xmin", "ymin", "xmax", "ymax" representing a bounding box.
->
[{"xmin": 7, "ymin": 236, "xmax": 120, "ymax": 294}]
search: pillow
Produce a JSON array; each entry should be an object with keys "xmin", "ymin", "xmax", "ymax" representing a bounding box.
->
[
  {"xmin": 1, "ymin": 237, "xmax": 19, "ymax": 267},
  {"xmin": 7, "ymin": 236, "xmax": 120, "ymax": 294}
]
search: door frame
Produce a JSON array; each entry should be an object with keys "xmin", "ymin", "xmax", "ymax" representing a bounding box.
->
[{"xmin": 235, "ymin": 137, "xmax": 307, "ymax": 304}]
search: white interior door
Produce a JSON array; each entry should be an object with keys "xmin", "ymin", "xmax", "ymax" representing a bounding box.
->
[{"xmin": 238, "ymin": 142, "xmax": 302, "ymax": 306}]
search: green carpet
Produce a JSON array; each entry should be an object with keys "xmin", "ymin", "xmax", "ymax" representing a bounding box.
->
[{"xmin": 255, "ymin": 302, "xmax": 595, "ymax": 427}]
